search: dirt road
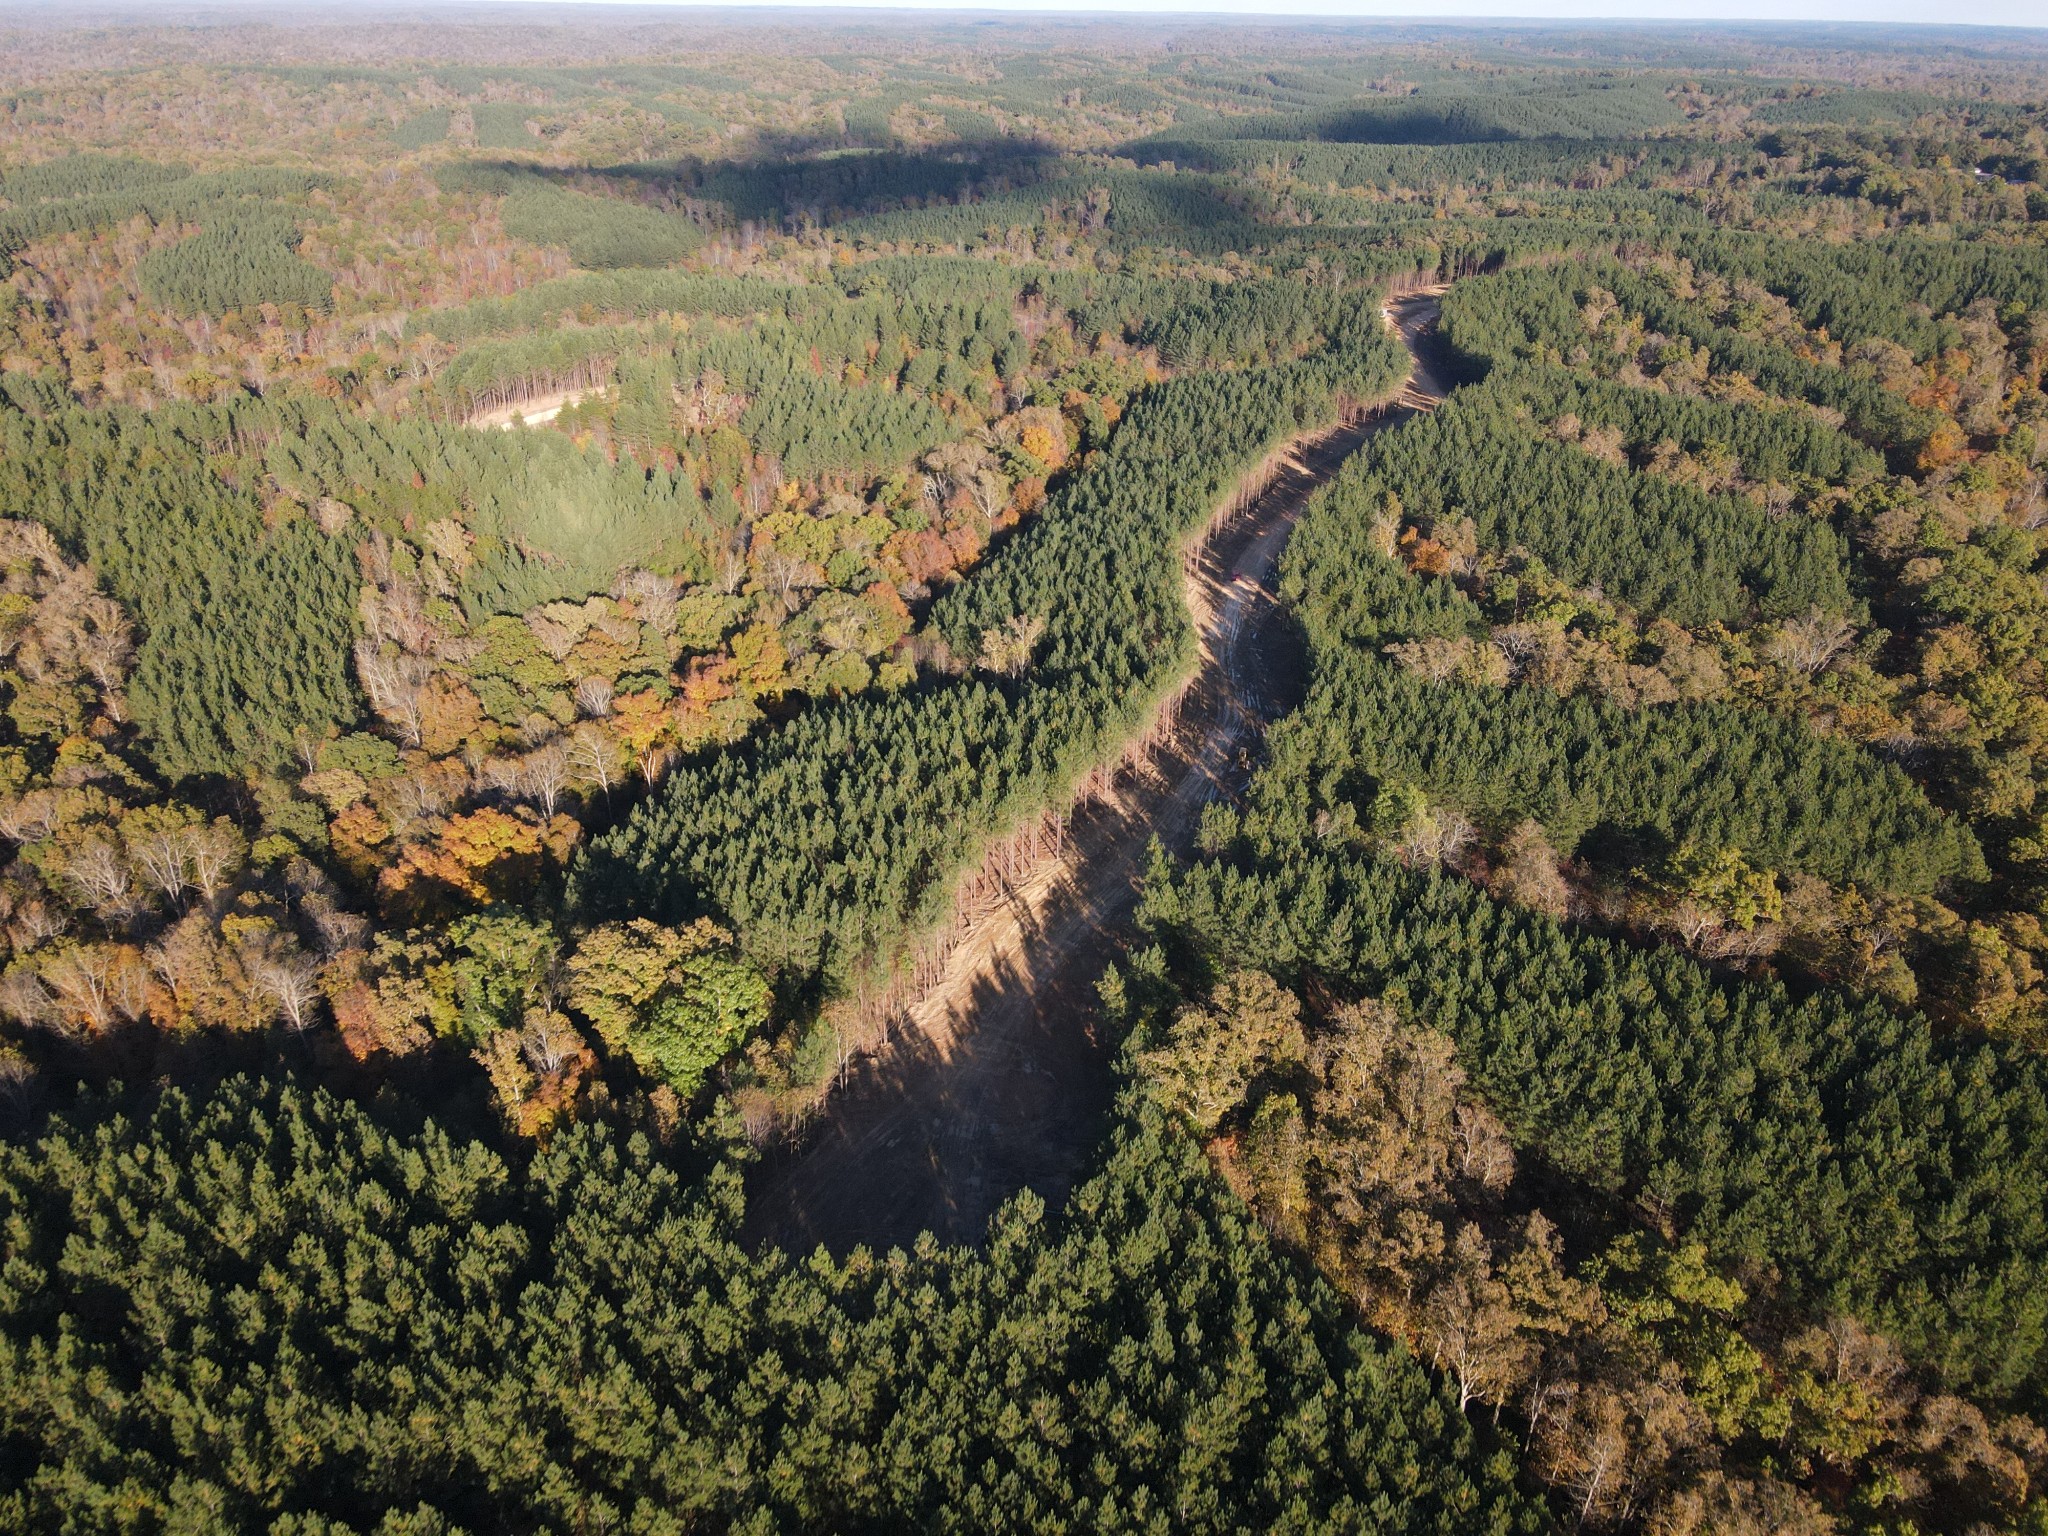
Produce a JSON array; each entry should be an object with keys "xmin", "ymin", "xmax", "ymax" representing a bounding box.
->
[{"xmin": 747, "ymin": 291, "xmax": 1450, "ymax": 1255}]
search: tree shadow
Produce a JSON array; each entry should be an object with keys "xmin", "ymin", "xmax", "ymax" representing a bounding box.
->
[
  {"xmin": 742, "ymin": 830, "xmax": 1129, "ymax": 1257},
  {"xmin": 694, "ymin": 129, "xmax": 1063, "ymax": 223},
  {"xmin": 1, "ymin": 1015, "xmax": 506, "ymax": 1148},
  {"xmin": 453, "ymin": 132, "xmax": 1064, "ymax": 232}
]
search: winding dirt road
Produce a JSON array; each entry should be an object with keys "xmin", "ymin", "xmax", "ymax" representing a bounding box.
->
[{"xmin": 747, "ymin": 291, "xmax": 1451, "ymax": 1255}]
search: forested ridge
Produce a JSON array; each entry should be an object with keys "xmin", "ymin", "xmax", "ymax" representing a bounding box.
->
[{"xmin": 4, "ymin": 15, "xmax": 2048, "ymax": 1534}]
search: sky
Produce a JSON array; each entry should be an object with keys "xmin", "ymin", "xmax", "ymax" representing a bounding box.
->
[
  {"xmin": 497, "ymin": 0, "xmax": 2047, "ymax": 26},
  {"xmin": 25, "ymin": 0, "xmax": 2041, "ymax": 36},
  {"xmin": 32, "ymin": 0, "xmax": 2041, "ymax": 32}
]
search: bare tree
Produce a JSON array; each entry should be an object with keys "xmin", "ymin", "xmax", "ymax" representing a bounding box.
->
[
  {"xmin": 1385, "ymin": 635, "xmax": 1469, "ymax": 685},
  {"xmin": 615, "ymin": 569, "xmax": 681, "ymax": 634},
  {"xmin": 976, "ymin": 614, "xmax": 1046, "ymax": 678},
  {"xmin": 357, "ymin": 547, "xmax": 439, "ymax": 655},
  {"xmin": 130, "ymin": 826, "xmax": 194, "ymax": 908},
  {"xmin": 1453, "ymin": 1102, "xmax": 1518, "ymax": 1189},
  {"xmin": 187, "ymin": 822, "xmax": 241, "ymax": 903},
  {"xmin": 521, "ymin": 742, "xmax": 571, "ymax": 819},
  {"xmin": 251, "ymin": 945, "xmax": 323, "ymax": 1032},
  {"xmin": 575, "ymin": 675, "xmax": 615, "ymax": 719},
  {"xmin": 354, "ymin": 639, "xmax": 432, "ymax": 747},
  {"xmin": 1653, "ymin": 895, "xmax": 1723, "ymax": 954},
  {"xmin": 741, "ymin": 457, "xmax": 781, "ymax": 522},
  {"xmin": 1398, "ymin": 807, "xmax": 1475, "ymax": 869},
  {"xmin": 143, "ymin": 934, "xmax": 190, "ymax": 996},
  {"xmin": 76, "ymin": 594, "xmax": 133, "ymax": 718},
  {"xmin": 1765, "ymin": 610, "xmax": 1856, "ymax": 676},
  {"xmin": 1496, "ymin": 820, "xmax": 1571, "ymax": 919},
  {"xmin": 40, "ymin": 944, "xmax": 147, "ymax": 1032},
  {"xmin": 2009, "ymin": 469, "xmax": 2048, "ymax": 531},
  {"xmin": 525, "ymin": 610, "xmax": 581, "ymax": 662},
  {"xmin": 922, "ymin": 439, "xmax": 990, "ymax": 506},
  {"xmin": 0, "ymin": 790, "xmax": 60, "ymax": 845},
  {"xmin": 520, "ymin": 1010, "xmax": 583, "ymax": 1076},
  {"xmin": 673, "ymin": 372, "xmax": 742, "ymax": 431},
  {"xmin": 716, "ymin": 546, "xmax": 749, "ymax": 597},
  {"xmin": 757, "ymin": 549, "xmax": 819, "ymax": 613},
  {"xmin": 59, "ymin": 837, "xmax": 135, "ymax": 917},
  {"xmin": 300, "ymin": 892, "xmax": 370, "ymax": 958},
  {"xmin": 570, "ymin": 727, "xmax": 616, "ymax": 798},
  {"xmin": 9, "ymin": 898, "xmax": 69, "ymax": 949},
  {"xmin": 0, "ymin": 1048, "xmax": 35, "ymax": 1118},
  {"xmin": 966, "ymin": 470, "xmax": 1009, "ymax": 531},
  {"xmin": 392, "ymin": 767, "xmax": 456, "ymax": 827},
  {"xmin": 0, "ymin": 520, "xmax": 65, "ymax": 591},
  {"xmin": 1416, "ymin": 1225, "xmax": 1510, "ymax": 1410},
  {"xmin": 1545, "ymin": 1383, "xmax": 1633, "ymax": 1530},
  {"xmin": 1534, "ymin": 1376, "xmax": 1706, "ymax": 1531},
  {"xmin": 0, "ymin": 967, "xmax": 56, "ymax": 1032}
]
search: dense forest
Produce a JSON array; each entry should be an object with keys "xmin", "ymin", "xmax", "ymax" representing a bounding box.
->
[{"xmin": 3, "ymin": 8, "xmax": 2048, "ymax": 1532}]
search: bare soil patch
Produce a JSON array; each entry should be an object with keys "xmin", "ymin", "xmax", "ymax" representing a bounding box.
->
[{"xmin": 466, "ymin": 385, "xmax": 609, "ymax": 430}]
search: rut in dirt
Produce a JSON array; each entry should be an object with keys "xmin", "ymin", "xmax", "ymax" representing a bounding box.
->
[{"xmin": 746, "ymin": 292, "xmax": 1450, "ymax": 1256}]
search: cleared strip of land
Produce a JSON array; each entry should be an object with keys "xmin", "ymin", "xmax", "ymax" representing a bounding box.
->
[{"xmin": 749, "ymin": 291, "xmax": 1451, "ymax": 1255}]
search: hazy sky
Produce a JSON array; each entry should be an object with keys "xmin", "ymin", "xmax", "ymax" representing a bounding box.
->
[
  {"xmin": 36, "ymin": 0, "xmax": 2038, "ymax": 31},
  {"xmin": 509, "ymin": 0, "xmax": 2046, "ymax": 25}
]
